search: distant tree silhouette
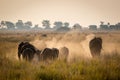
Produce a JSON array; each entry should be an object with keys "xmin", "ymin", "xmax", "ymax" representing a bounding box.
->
[
  {"xmin": 16, "ymin": 20, "xmax": 24, "ymax": 29},
  {"xmin": 53, "ymin": 21, "xmax": 63, "ymax": 30},
  {"xmin": 1, "ymin": 21, "xmax": 6, "ymax": 26},
  {"xmin": 0, "ymin": 21, "xmax": 1, "ymax": 29},
  {"xmin": 89, "ymin": 25, "xmax": 97, "ymax": 30},
  {"xmin": 32, "ymin": 24, "xmax": 42, "ymax": 30},
  {"xmin": 107, "ymin": 22, "xmax": 110, "ymax": 26},
  {"xmin": 117, "ymin": 23, "xmax": 120, "ymax": 25},
  {"xmin": 24, "ymin": 21, "xmax": 32, "ymax": 29},
  {"xmin": 64, "ymin": 22, "xmax": 69, "ymax": 27},
  {"xmin": 0, "ymin": 21, "xmax": 7, "ymax": 29},
  {"xmin": 54, "ymin": 22, "xmax": 70, "ymax": 32},
  {"xmin": 115, "ymin": 22, "xmax": 120, "ymax": 30},
  {"xmin": 5, "ymin": 21, "xmax": 15, "ymax": 29},
  {"xmin": 100, "ymin": 22, "xmax": 109, "ymax": 30},
  {"xmin": 100, "ymin": 21, "xmax": 104, "ymax": 25},
  {"xmin": 34, "ymin": 24, "xmax": 39, "ymax": 28},
  {"xmin": 109, "ymin": 25, "xmax": 115, "ymax": 30},
  {"xmin": 72, "ymin": 23, "xmax": 82, "ymax": 30},
  {"xmin": 42, "ymin": 20, "xmax": 50, "ymax": 29}
]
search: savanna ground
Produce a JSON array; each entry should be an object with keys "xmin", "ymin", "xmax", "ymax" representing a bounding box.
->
[{"xmin": 0, "ymin": 30, "xmax": 120, "ymax": 80}]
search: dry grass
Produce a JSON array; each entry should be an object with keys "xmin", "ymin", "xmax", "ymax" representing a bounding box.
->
[{"xmin": 0, "ymin": 31, "xmax": 120, "ymax": 80}]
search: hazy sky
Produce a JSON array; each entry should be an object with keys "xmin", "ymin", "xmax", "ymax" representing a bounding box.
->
[{"xmin": 0, "ymin": 0, "xmax": 120, "ymax": 27}]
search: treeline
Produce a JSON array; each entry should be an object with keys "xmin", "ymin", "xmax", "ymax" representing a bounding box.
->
[
  {"xmin": 89, "ymin": 22, "xmax": 120, "ymax": 31},
  {"xmin": 0, "ymin": 20, "xmax": 120, "ymax": 31},
  {"xmin": 0, "ymin": 20, "xmax": 72, "ymax": 32}
]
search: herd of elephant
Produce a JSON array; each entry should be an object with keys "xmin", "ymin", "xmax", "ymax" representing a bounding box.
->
[{"xmin": 18, "ymin": 37, "xmax": 102, "ymax": 62}]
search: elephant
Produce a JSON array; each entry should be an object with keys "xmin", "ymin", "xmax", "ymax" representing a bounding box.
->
[
  {"xmin": 18, "ymin": 42, "xmax": 40, "ymax": 61},
  {"xmin": 59, "ymin": 47, "xmax": 69, "ymax": 61},
  {"xmin": 89, "ymin": 37, "xmax": 102, "ymax": 57},
  {"xmin": 22, "ymin": 48, "xmax": 34, "ymax": 61},
  {"xmin": 40, "ymin": 48, "xmax": 59, "ymax": 61}
]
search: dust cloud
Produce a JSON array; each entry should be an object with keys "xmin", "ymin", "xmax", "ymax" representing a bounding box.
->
[
  {"xmin": 31, "ymin": 32, "xmax": 96, "ymax": 61},
  {"xmin": 7, "ymin": 32, "xmax": 120, "ymax": 62}
]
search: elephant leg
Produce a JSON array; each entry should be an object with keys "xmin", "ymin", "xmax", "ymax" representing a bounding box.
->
[
  {"xmin": 90, "ymin": 49, "xmax": 97, "ymax": 57},
  {"xmin": 22, "ymin": 53, "xmax": 27, "ymax": 61},
  {"xmin": 28, "ymin": 52, "xmax": 34, "ymax": 61},
  {"xmin": 18, "ymin": 52, "xmax": 21, "ymax": 60}
]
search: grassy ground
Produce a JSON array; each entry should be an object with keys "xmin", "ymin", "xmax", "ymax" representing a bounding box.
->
[{"xmin": 0, "ymin": 32, "xmax": 120, "ymax": 80}]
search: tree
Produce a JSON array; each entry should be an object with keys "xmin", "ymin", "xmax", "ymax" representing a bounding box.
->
[
  {"xmin": 0, "ymin": 21, "xmax": 7, "ymax": 29},
  {"xmin": 1, "ymin": 21, "xmax": 6, "ymax": 26},
  {"xmin": 89, "ymin": 25, "xmax": 97, "ymax": 30},
  {"xmin": 53, "ymin": 21, "xmax": 63, "ymax": 30},
  {"xmin": 107, "ymin": 22, "xmax": 110, "ymax": 26},
  {"xmin": 16, "ymin": 20, "xmax": 24, "ymax": 29},
  {"xmin": 64, "ymin": 22, "xmax": 69, "ymax": 28},
  {"xmin": 42, "ymin": 20, "xmax": 50, "ymax": 29},
  {"xmin": 115, "ymin": 22, "xmax": 120, "ymax": 30},
  {"xmin": 5, "ymin": 21, "xmax": 15, "ymax": 29},
  {"xmin": 72, "ymin": 23, "xmax": 82, "ymax": 30},
  {"xmin": 24, "ymin": 21, "xmax": 32, "ymax": 29},
  {"xmin": 100, "ymin": 21, "xmax": 104, "ymax": 25},
  {"xmin": 34, "ymin": 24, "xmax": 39, "ymax": 28}
]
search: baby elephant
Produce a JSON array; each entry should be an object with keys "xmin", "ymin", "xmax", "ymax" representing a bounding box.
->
[{"xmin": 40, "ymin": 48, "xmax": 59, "ymax": 61}]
